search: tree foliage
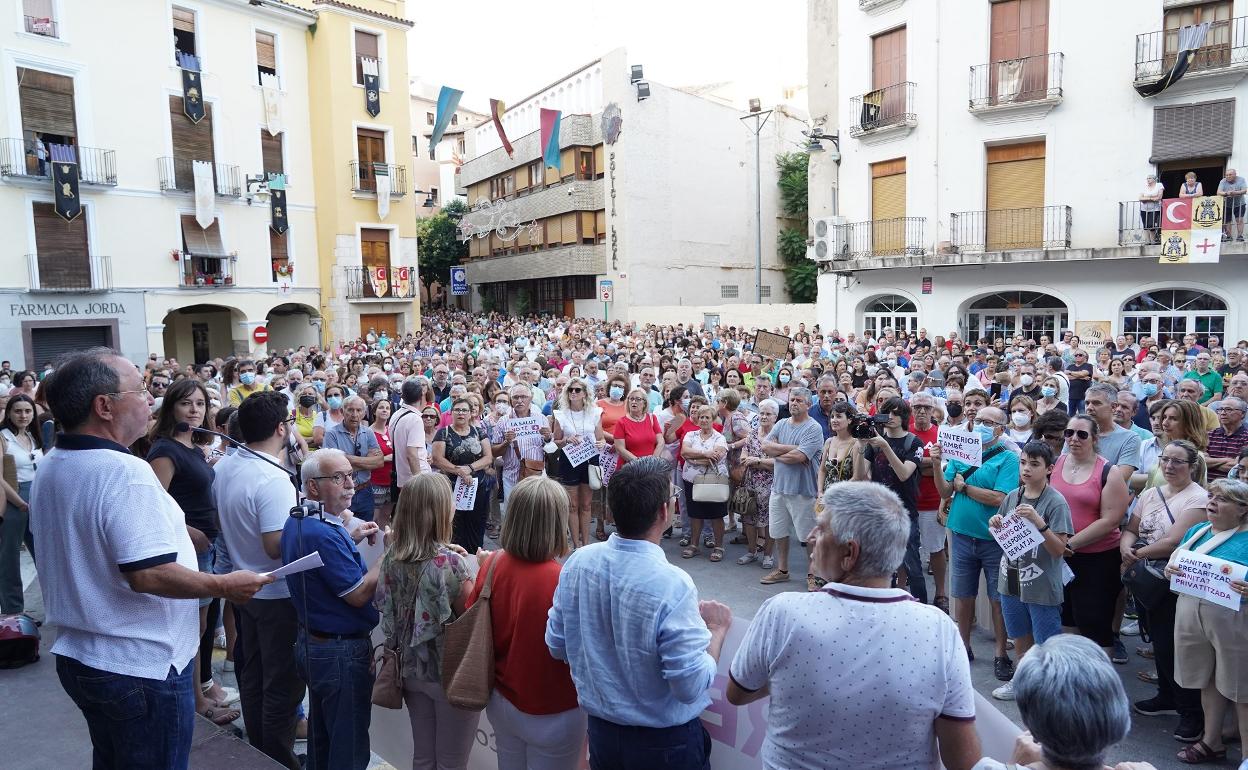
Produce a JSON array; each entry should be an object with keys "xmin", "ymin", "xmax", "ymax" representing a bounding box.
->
[
  {"xmin": 776, "ymin": 152, "xmax": 809, "ymax": 219},
  {"xmin": 416, "ymin": 199, "xmax": 468, "ymax": 288},
  {"xmin": 775, "ymin": 152, "xmax": 815, "ymax": 303}
]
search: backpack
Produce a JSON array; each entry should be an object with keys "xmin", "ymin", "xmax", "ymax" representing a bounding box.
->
[{"xmin": 0, "ymin": 614, "xmax": 40, "ymax": 669}]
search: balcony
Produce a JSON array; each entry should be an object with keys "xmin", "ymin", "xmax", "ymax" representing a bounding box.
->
[
  {"xmin": 23, "ymin": 15, "xmax": 57, "ymax": 37},
  {"xmin": 848, "ymin": 82, "xmax": 917, "ymax": 144},
  {"xmin": 837, "ymin": 217, "xmax": 927, "ymax": 258},
  {"xmin": 158, "ymin": 157, "xmax": 242, "ymax": 197},
  {"xmin": 0, "ymin": 139, "xmax": 118, "ymax": 186},
  {"xmin": 858, "ymin": 0, "xmax": 905, "ymax": 13},
  {"xmin": 349, "ymin": 161, "xmax": 407, "ymax": 196},
  {"xmin": 949, "ymin": 206, "xmax": 1072, "ymax": 253},
  {"xmin": 344, "ymin": 265, "xmax": 419, "ymax": 300},
  {"xmin": 180, "ymin": 253, "xmax": 235, "ymax": 288},
  {"xmin": 1135, "ymin": 17, "xmax": 1248, "ymax": 94},
  {"xmin": 26, "ymin": 254, "xmax": 111, "ymax": 293},
  {"xmin": 969, "ymin": 53, "xmax": 1064, "ymax": 123},
  {"xmin": 1118, "ymin": 200, "xmax": 1167, "ymax": 247}
]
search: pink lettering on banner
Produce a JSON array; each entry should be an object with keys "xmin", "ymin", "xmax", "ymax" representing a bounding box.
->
[{"xmin": 702, "ymin": 674, "xmax": 767, "ymax": 760}]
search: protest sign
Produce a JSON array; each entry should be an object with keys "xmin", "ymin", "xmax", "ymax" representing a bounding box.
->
[
  {"xmin": 507, "ymin": 415, "xmax": 545, "ymax": 437},
  {"xmin": 453, "ymin": 476, "xmax": 478, "ymax": 511},
  {"xmin": 752, "ymin": 330, "xmax": 791, "ymax": 361},
  {"xmin": 990, "ymin": 512, "xmax": 1046, "ymax": 562},
  {"xmin": 600, "ymin": 449, "xmax": 620, "ymax": 486},
  {"xmin": 562, "ymin": 439, "xmax": 599, "ymax": 468},
  {"xmin": 938, "ymin": 425, "xmax": 982, "ymax": 466},
  {"xmin": 1170, "ymin": 551, "xmax": 1246, "ymax": 611}
]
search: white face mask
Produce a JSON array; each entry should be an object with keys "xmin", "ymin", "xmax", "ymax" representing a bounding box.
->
[
  {"xmin": 1011, "ymin": 412, "xmax": 1030, "ymax": 428},
  {"xmin": 1020, "ymin": 374, "xmax": 1034, "ymax": 387},
  {"xmin": 495, "ymin": 403, "xmax": 510, "ymax": 416}
]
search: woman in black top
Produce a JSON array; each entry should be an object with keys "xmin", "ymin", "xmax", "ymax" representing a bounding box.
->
[
  {"xmin": 147, "ymin": 379, "xmax": 238, "ymax": 725},
  {"xmin": 432, "ymin": 396, "xmax": 495, "ymax": 554}
]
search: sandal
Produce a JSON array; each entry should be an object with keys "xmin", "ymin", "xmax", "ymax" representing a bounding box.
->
[
  {"xmin": 1177, "ymin": 741, "xmax": 1226, "ymax": 764},
  {"xmin": 681, "ymin": 547, "xmax": 700, "ymax": 559},
  {"xmin": 1137, "ymin": 645, "xmax": 1155, "ymax": 660},
  {"xmin": 933, "ymin": 596, "xmax": 951, "ymax": 614},
  {"xmin": 1137, "ymin": 669, "xmax": 1159, "ymax": 684},
  {"xmin": 678, "ymin": 536, "xmax": 691, "ymax": 548},
  {"xmin": 709, "ymin": 547, "xmax": 724, "ymax": 563},
  {"xmin": 201, "ymin": 706, "xmax": 241, "ymax": 726}
]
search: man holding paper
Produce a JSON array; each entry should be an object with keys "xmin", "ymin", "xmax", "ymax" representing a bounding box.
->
[{"xmin": 280, "ymin": 449, "xmax": 383, "ymax": 770}]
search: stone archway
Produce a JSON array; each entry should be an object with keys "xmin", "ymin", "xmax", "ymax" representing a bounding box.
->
[
  {"xmin": 265, "ymin": 302, "xmax": 322, "ymax": 353},
  {"xmin": 162, "ymin": 303, "xmax": 247, "ymax": 364}
]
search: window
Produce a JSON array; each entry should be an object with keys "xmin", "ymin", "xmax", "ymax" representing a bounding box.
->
[
  {"xmin": 355, "ymin": 128, "xmax": 385, "ymax": 192},
  {"xmin": 359, "ymin": 228, "xmax": 391, "ymax": 298},
  {"xmin": 456, "ymin": 136, "xmax": 466, "ymax": 154},
  {"xmin": 429, "ymin": 187, "xmax": 438, "ymax": 202},
  {"xmin": 760, "ymin": 285, "xmax": 772, "ymax": 298},
  {"xmin": 168, "ymin": 95, "xmax": 214, "ymax": 190},
  {"xmin": 569, "ymin": 276, "xmax": 596, "ymax": 300},
  {"xmin": 489, "ymin": 173, "xmax": 514, "ymax": 200},
  {"xmin": 23, "ymin": 0, "xmax": 57, "ymax": 37},
  {"xmin": 411, "ymin": 135, "xmax": 419, "ymax": 154},
  {"xmin": 354, "ymin": 30, "xmax": 379, "ymax": 85},
  {"xmin": 1163, "ymin": 1, "xmax": 1233, "ymax": 72},
  {"xmin": 172, "ymin": 6, "xmax": 197, "ymax": 60},
  {"xmin": 595, "ymin": 210, "xmax": 605, "ymax": 244},
  {"xmin": 451, "ymin": 114, "xmax": 458, "ymax": 126},
  {"xmin": 18, "ymin": 68, "xmax": 77, "ymax": 177},
  {"xmin": 721, "ymin": 285, "xmax": 739, "ymax": 299},
  {"xmin": 426, "ymin": 112, "xmax": 434, "ymax": 125},
  {"xmin": 32, "ymin": 202, "xmax": 89, "ymax": 290},
  {"xmin": 256, "ymin": 31, "xmax": 277, "ymax": 85},
  {"xmin": 862, "ymin": 295, "xmax": 917, "ymax": 339},
  {"xmin": 180, "ymin": 214, "xmax": 228, "ymax": 285},
  {"xmin": 1121, "ymin": 289, "xmax": 1227, "ymax": 347},
  {"xmin": 270, "ymin": 229, "xmax": 288, "ymax": 282},
  {"xmin": 965, "ymin": 291, "xmax": 1067, "ymax": 343},
  {"xmin": 577, "ymin": 148, "xmax": 595, "ymax": 180},
  {"xmin": 261, "ymin": 130, "xmax": 283, "ymax": 178},
  {"xmin": 528, "ymin": 161, "xmax": 544, "ymax": 190},
  {"xmin": 580, "ymin": 211, "xmax": 596, "ymax": 244}
]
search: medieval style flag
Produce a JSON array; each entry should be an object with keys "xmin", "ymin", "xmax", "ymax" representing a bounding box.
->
[
  {"xmin": 49, "ymin": 144, "xmax": 81, "ymax": 222},
  {"xmin": 489, "ymin": 99, "xmax": 514, "ymax": 158},
  {"xmin": 540, "ymin": 108, "xmax": 562, "ymax": 169},
  {"xmin": 268, "ymin": 173, "xmax": 288, "ymax": 235},
  {"xmin": 1136, "ymin": 23, "xmax": 1210, "ymax": 97},
  {"xmin": 260, "ymin": 71, "xmax": 283, "ymax": 135},
  {"xmin": 374, "ymin": 164, "xmax": 390, "ymax": 220},
  {"xmin": 1159, "ymin": 196, "xmax": 1223, "ymax": 264},
  {"xmin": 178, "ymin": 52, "xmax": 205, "ymax": 124},
  {"xmin": 392, "ymin": 265, "xmax": 412, "ymax": 297},
  {"xmin": 361, "ymin": 57, "xmax": 381, "ymax": 117},
  {"xmin": 428, "ymin": 86, "xmax": 463, "ymax": 156},
  {"xmin": 192, "ymin": 160, "xmax": 215, "ymax": 229},
  {"xmin": 369, "ymin": 265, "xmax": 390, "ymax": 298}
]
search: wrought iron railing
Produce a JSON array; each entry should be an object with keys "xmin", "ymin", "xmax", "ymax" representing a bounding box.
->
[
  {"xmin": 0, "ymin": 139, "xmax": 117, "ymax": 185},
  {"xmin": 349, "ymin": 161, "xmax": 408, "ymax": 196},
  {"xmin": 180, "ymin": 253, "xmax": 235, "ymax": 287},
  {"xmin": 344, "ymin": 265, "xmax": 420, "ymax": 300},
  {"xmin": 969, "ymin": 52, "xmax": 1064, "ymax": 108},
  {"xmin": 23, "ymin": 15, "xmax": 57, "ymax": 37},
  {"xmin": 849, "ymin": 82, "xmax": 916, "ymax": 137},
  {"xmin": 837, "ymin": 217, "xmax": 927, "ymax": 258},
  {"xmin": 950, "ymin": 205, "xmax": 1072, "ymax": 252},
  {"xmin": 158, "ymin": 157, "xmax": 241, "ymax": 197},
  {"xmin": 1135, "ymin": 17, "xmax": 1248, "ymax": 81},
  {"xmin": 26, "ymin": 254, "xmax": 111, "ymax": 292},
  {"xmin": 1118, "ymin": 200, "xmax": 1168, "ymax": 246}
]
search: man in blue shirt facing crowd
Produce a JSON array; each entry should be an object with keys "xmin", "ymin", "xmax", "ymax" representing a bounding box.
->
[{"xmin": 322, "ymin": 396, "xmax": 383, "ymax": 521}]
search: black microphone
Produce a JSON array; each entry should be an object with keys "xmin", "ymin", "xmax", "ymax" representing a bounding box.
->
[{"xmin": 178, "ymin": 423, "xmax": 296, "ymax": 478}]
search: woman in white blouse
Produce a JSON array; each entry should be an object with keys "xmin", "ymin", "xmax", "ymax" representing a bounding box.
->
[
  {"xmin": 0, "ymin": 394, "xmax": 43, "ymax": 614},
  {"xmin": 551, "ymin": 376, "xmax": 605, "ymax": 549},
  {"xmin": 1140, "ymin": 174, "xmax": 1165, "ymax": 245},
  {"xmin": 680, "ymin": 405, "xmax": 730, "ymax": 562}
]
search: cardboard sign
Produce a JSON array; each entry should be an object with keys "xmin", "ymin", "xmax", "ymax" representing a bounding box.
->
[
  {"xmin": 938, "ymin": 425, "xmax": 982, "ymax": 467},
  {"xmin": 600, "ymin": 449, "xmax": 620, "ymax": 486},
  {"xmin": 562, "ymin": 439, "xmax": 600, "ymax": 468},
  {"xmin": 453, "ymin": 476, "xmax": 478, "ymax": 511},
  {"xmin": 1073, "ymin": 321, "xmax": 1111, "ymax": 350},
  {"xmin": 751, "ymin": 330, "xmax": 791, "ymax": 361},
  {"xmin": 990, "ymin": 511, "xmax": 1046, "ymax": 562},
  {"xmin": 507, "ymin": 415, "xmax": 545, "ymax": 437},
  {"xmin": 1170, "ymin": 551, "xmax": 1246, "ymax": 611}
]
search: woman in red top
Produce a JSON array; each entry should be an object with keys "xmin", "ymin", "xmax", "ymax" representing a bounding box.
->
[
  {"xmin": 1050, "ymin": 414, "xmax": 1130, "ymax": 654},
  {"xmin": 613, "ymin": 388, "xmax": 663, "ymax": 465},
  {"xmin": 369, "ymin": 397, "xmax": 395, "ymax": 525},
  {"xmin": 465, "ymin": 476, "xmax": 585, "ymax": 770}
]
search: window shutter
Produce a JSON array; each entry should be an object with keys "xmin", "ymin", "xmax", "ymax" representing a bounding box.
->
[
  {"xmin": 33, "ymin": 202, "xmax": 89, "ymax": 288},
  {"xmin": 580, "ymin": 211, "xmax": 595, "ymax": 239},
  {"xmin": 32, "ymin": 326, "xmax": 110, "ymax": 368},
  {"xmin": 269, "ymin": 229, "xmax": 287, "ymax": 261},
  {"xmin": 181, "ymin": 214, "xmax": 223, "ymax": 255},
  {"xmin": 172, "ymin": 7, "xmax": 195, "ymax": 33},
  {"xmin": 1151, "ymin": 100, "xmax": 1235, "ymax": 163},
  {"xmin": 594, "ymin": 145, "xmax": 604, "ymax": 177},
  {"xmin": 261, "ymin": 130, "xmax": 283, "ymax": 175},
  {"xmin": 561, "ymin": 213, "xmax": 577, "ymax": 244},
  {"xmin": 515, "ymin": 165, "xmax": 529, "ymax": 190},
  {"xmin": 559, "ymin": 148, "xmax": 574, "ymax": 178},
  {"xmin": 547, "ymin": 216, "xmax": 562, "ymax": 243},
  {"xmin": 595, "ymin": 210, "xmax": 605, "ymax": 238},
  {"xmin": 256, "ymin": 31, "xmax": 277, "ymax": 70},
  {"xmin": 355, "ymin": 30, "xmax": 379, "ymax": 59},
  {"xmin": 18, "ymin": 68, "xmax": 76, "ymax": 138},
  {"xmin": 169, "ymin": 95, "xmax": 214, "ymax": 162}
]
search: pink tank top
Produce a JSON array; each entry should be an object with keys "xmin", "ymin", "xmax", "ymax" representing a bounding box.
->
[{"xmin": 1051, "ymin": 455, "xmax": 1120, "ymax": 553}]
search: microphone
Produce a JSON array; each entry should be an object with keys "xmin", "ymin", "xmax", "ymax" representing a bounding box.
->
[{"xmin": 178, "ymin": 423, "xmax": 296, "ymax": 478}]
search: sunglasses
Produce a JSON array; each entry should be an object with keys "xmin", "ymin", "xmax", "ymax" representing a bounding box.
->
[
  {"xmin": 421, "ymin": 413, "xmax": 439, "ymax": 420},
  {"xmin": 566, "ymin": 387, "xmax": 584, "ymax": 393},
  {"xmin": 1063, "ymin": 428, "xmax": 1091, "ymax": 440}
]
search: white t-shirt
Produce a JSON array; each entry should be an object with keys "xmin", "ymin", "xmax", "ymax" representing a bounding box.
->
[
  {"xmin": 212, "ymin": 450, "xmax": 297, "ymax": 599},
  {"xmin": 730, "ymin": 582, "xmax": 975, "ymax": 770},
  {"xmin": 2, "ymin": 428, "xmax": 43, "ymax": 483}
]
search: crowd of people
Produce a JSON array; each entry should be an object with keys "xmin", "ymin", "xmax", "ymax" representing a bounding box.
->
[{"xmin": 4, "ymin": 310, "xmax": 1248, "ymax": 770}]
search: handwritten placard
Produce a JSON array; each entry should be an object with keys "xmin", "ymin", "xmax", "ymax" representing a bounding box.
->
[
  {"xmin": 507, "ymin": 415, "xmax": 545, "ymax": 437},
  {"xmin": 453, "ymin": 476, "xmax": 478, "ymax": 511},
  {"xmin": 751, "ymin": 329, "xmax": 791, "ymax": 361},
  {"xmin": 1170, "ymin": 551, "xmax": 1246, "ymax": 611},
  {"xmin": 990, "ymin": 511, "xmax": 1046, "ymax": 562},
  {"xmin": 562, "ymin": 439, "xmax": 600, "ymax": 468},
  {"xmin": 600, "ymin": 449, "xmax": 620, "ymax": 486},
  {"xmin": 938, "ymin": 425, "xmax": 982, "ymax": 467}
]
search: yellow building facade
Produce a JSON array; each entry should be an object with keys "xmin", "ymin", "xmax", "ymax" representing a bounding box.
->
[{"xmin": 295, "ymin": 0, "xmax": 421, "ymax": 344}]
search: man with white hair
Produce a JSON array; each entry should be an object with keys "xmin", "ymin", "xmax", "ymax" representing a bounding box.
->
[
  {"xmin": 727, "ymin": 482, "xmax": 980, "ymax": 770},
  {"xmin": 1176, "ymin": 378, "xmax": 1220, "ymax": 432},
  {"xmin": 1206, "ymin": 396, "xmax": 1247, "ymax": 481},
  {"xmin": 321, "ymin": 395, "xmax": 383, "ymax": 521}
]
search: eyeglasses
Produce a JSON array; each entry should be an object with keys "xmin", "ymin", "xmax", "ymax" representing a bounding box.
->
[
  {"xmin": 106, "ymin": 389, "xmax": 149, "ymax": 399},
  {"xmin": 451, "ymin": 407, "xmax": 471, "ymax": 414},
  {"xmin": 973, "ymin": 418, "xmax": 1003, "ymax": 428},
  {"xmin": 1063, "ymin": 428, "xmax": 1091, "ymax": 440},
  {"xmin": 311, "ymin": 472, "xmax": 353, "ymax": 486},
  {"xmin": 1210, "ymin": 495, "xmax": 1246, "ymax": 506},
  {"xmin": 1158, "ymin": 456, "xmax": 1192, "ymax": 466},
  {"xmin": 151, "ymin": 382, "xmax": 168, "ymax": 390},
  {"xmin": 912, "ymin": 404, "xmax": 934, "ymax": 410},
  {"xmin": 566, "ymin": 387, "xmax": 584, "ymax": 393}
]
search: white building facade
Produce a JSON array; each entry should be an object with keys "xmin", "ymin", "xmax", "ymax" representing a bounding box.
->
[
  {"xmin": 810, "ymin": 0, "xmax": 1248, "ymax": 345},
  {"xmin": 455, "ymin": 48, "xmax": 807, "ymax": 323},
  {"xmin": 1, "ymin": 0, "xmax": 321, "ymax": 369}
]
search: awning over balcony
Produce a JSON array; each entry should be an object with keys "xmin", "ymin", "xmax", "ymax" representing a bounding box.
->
[{"xmin": 1150, "ymin": 98, "xmax": 1235, "ymax": 162}]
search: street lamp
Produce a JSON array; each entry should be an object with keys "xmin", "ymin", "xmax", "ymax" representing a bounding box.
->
[
  {"xmin": 804, "ymin": 130, "xmax": 840, "ymax": 165},
  {"xmin": 413, "ymin": 188, "xmax": 436, "ymax": 208},
  {"xmin": 740, "ymin": 101, "xmax": 772, "ymax": 304}
]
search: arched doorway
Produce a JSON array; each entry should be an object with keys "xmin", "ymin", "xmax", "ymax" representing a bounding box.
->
[
  {"xmin": 162, "ymin": 304, "xmax": 246, "ymax": 364},
  {"xmin": 1120, "ymin": 288, "xmax": 1227, "ymax": 347},
  {"xmin": 963, "ymin": 291, "xmax": 1068, "ymax": 343},
  {"xmin": 861, "ymin": 295, "xmax": 919, "ymax": 339},
  {"xmin": 266, "ymin": 303, "xmax": 321, "ymax": 353}
]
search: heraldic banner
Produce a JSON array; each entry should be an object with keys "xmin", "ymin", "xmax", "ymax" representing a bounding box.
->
[
  {"xmin": 178, "ymin": 52, "xmax": 205, "ymax": 124},
  {"xmin": 50, "ymin": 143, "xmax": 81, "ymax": 222},
  {"xmin": 1159, "ymin": 196, "xmax": 1223, "ymax": 264}
]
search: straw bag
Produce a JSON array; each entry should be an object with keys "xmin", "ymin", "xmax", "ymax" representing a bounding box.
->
[{"xmin": 441, "ymin": 553, "xmax": 500, "ymax": 711}]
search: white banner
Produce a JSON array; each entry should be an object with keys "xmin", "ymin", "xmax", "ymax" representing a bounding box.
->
[
  {"xmin": 990, "ymin": 511, "xmax": 1046, "ymax": 562},
  {"xmin": 192, "ymin": 160, "xmax": 215, "ymax": 229},
  {"xmin": 453, "ymin": 476, "xmax": 478, "ymax": 511},
  {"xmin": 506, "ymin": 415, "xmax": 545, "ymax": 438},
  {"xmin": 375, "ymin": 169, "xmax": 390, "ymax": 220},
  {"xmin": 1170, "ymin": 551, "xmax": 1246, "ymax": 611},
  {"xmin": 260, "ymin": 71, "xmax": 283, "ymax": 136},
  {"xmin": 562, "ymin": 439, "xmax": 599, "ymax": 468},
  {"xmin": 938, "ymin": 425, "xmax": 982, "ymax": 467}
]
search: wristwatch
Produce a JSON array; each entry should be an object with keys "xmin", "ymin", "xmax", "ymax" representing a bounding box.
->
[{"xmin": 1038, "ymin": 524, "xmax": 1050, "ymax": 534}]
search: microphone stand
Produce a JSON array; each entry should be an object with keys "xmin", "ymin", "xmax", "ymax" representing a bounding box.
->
[{"xmin": 180, "ymin": 424, "xmax": 296, "ymax": 478}]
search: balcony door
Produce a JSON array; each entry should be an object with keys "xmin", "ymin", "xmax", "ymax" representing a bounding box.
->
[
  {"xmin": 356, "ymin": 128, "xmax": 385, "ymax": 192},
  {"xmin": 870, "ymin": 158, "xmax": 906, "ymax": 256},
  {"xmin": 33, "ymin": 202, "xmax": 89, "ymax": 289},
  {"xmin": 360, "ymin": 228, "xmax": 391, "ymax": 298},
  {"xmin": 169, "ymin": 95, "xmax": 214, "ymax": 190},
  {"xmin": 989, "ymin": 0, "xmax": 1049, "ymax": 103},
  {"xmin": 1164, "ymin": 1, "xmax": 1233, "ymax": 73},
  {"xmin": 986, "ymin": 141, "xmax": 1045, "ymax": 250},
  {"xmin": 871, "ymin": 26, "xmax": 906, "ymax": 125},
  {"xmin": 18, "ymin": 68, "xmax": 77, "ymax": 176}
]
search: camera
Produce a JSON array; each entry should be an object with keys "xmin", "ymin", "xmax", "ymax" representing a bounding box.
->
[
  {"xmin": 290, "ymin": 501, "xmax": 325, "ymax": 519},
  {"xmin": 849, "ymin": 413, "xmax": 890, "ymax": 439}
]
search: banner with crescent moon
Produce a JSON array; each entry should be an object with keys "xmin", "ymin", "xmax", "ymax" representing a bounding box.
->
[
  {"xmin": 178, "ymin": 52, "xmax": 205, "ymax": 124},
  {"xmin": 1159, "ymin": 196, "xmax": 1222, "ymax": 264},
  {"xmin": 392, "ymin": 265, "xmax": 412, "ymax": 298},
  {"xmin": 369, "ymin": 265, "xmax": 389, "ymax": 298},
  {"xmin": 50, "ymin": 143, "xmax": 81, "ymax": 222}
]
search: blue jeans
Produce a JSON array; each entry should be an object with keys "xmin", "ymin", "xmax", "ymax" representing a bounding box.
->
[
  {"xmin": 1000, "ymin": 594, "xmax": 1062, "ymax": 644},
  {"xmin": 588, "ymin": 715, "xmax": 710, "ymax": 770},
  {"xmin": 56, "ymin": 655, "xmax": 195, "ymax": 770},
  {"xmin": 950, "ymin": 532, "xmax": 1003, "ymax": 602},
  {"xmin": 293, "ymin": 631, "xmax": 373, "ymax": 770},
  {"xmin": 901, "ymin": 515, "xmax": 928, "ymax": 604},
  {"xmin": 349, "ymin": 485, "xmax": 374, "ymax": 522}
]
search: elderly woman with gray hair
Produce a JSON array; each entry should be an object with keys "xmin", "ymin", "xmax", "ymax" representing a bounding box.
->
[
  {"xmin": 727, "ymin": 481, "xmax": 981, "ymax": 770},
  {"xmin": 973, "ymin": 634, "xmax": 1156, "ymax": 770}
]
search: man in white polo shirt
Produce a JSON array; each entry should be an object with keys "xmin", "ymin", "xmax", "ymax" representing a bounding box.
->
[
  {"xmin": 214, "ymin": 391, "xmax": 303, "ymax": 769},
  {"xmin": 32, "ymin": 349, "xmax": 271, "ymax": 770}
]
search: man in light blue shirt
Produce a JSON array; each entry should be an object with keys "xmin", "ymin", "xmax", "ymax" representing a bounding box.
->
[{"xmin": 547, "ymin": 456, "xmax": 731, "ymax": 770}]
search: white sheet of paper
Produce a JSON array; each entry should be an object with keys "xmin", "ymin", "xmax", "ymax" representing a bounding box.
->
[
  {"xmin": 938, "ymin": 425, "xmax": 982, "ymax": 467},
  {"xmin": 263, "ymin": 551, "xmax": 324, "ymax": 580},
  {"xmin": 454, "ymin": 476, "xmax": 478, "ymax": 510},
  {"xmin": 562, "ymin": 439, "xmax": 599, "ymax": 468},
  {"xmin": 507, "ymin": 415, "xmax": 544, "ymax": 437},
  {"xmin": 990, "ymin": 512, "xmax": 1046, "ymax": 562},
  {"xmin": 1170, "ymin": 551, "xmax": 1246, "ymax": 611}
]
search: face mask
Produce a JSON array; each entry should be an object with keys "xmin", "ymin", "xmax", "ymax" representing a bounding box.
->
[
  {"xmin": 240, "ymin": 372, "xmax": 256, "ymax": 386},
  {"xmin": 975, "ymin": 424, "xmax": 996, "ymax": 443},
  {"xmin": 376, "ymin": 390, "xmax": 389, "ymax": 401},
  {"xmin": 680, "ymin": 397, "xmax": 691, "ymax": 411},
  {"xmin": 327, "ymin": 396, "xmax": 343, "ymax": 410},
  {"xmin": 778, "ymin": 374, "xmax": 791, "ymax": 384},
  {"xmin": 383, "ymin": 363, "xmax": 393, "ymax": 372},
  {"xmin": 1037, "ymin": 386, "xmax": 1056, "ymax": 399},
  {"xmin": 609, "ymin": 385, "xmax": 625, "ymax": 400},
  {"xmin": 1019, "ymin": 374, "xmax": 1034, "ymax": 387},
  {"xmin": 313, "ymin": 381, "xmax": 326, "ymax": 392},
  {"xmin": 495, "ymin": 403, "xmax": 509, "ymax": 416},
  {"xmin": 1011, "ymin": 412, "xmax": 1030, "ymax": 428},
  {"xmin": 946, "ymin": 402, "xmax": 964, "ymax": 419},
  {"xmin": 1141, "ymin": 383, "xmax": 1159, "ymax": 397},
  {"xmin": 299, "ymin": 395, "xmax": 318, "ymax": 408}
]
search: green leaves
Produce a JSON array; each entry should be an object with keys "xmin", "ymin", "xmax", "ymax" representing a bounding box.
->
[
  {"xmin": 416, "ymin": 203, "xmax": 469, "ymax": 288},
  {"xmin": 775, "ymin": 152, "xmax": 813, "ymax": 301},
  {"xmin": 776, "ymin": 152, "xmax": 809, "ymax": 219}
]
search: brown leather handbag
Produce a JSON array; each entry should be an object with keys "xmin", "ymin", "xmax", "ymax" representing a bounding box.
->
[
  {"xmin": 370, "ymin": 642, "xmax": 403, "ymax": 709},
  {"xmin": 441, "ymin": 552, "xmax": 499, "ymax": 711}
]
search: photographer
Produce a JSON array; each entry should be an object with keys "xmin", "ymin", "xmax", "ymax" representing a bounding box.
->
[{"xmin": 853, "ymin": 397, "xmax": 926, "ymax": 602}]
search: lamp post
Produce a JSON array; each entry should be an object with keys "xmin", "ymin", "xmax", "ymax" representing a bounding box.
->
[{"xmin": 741, "ymin": 100, "xmax": 772, "ymax": 304}]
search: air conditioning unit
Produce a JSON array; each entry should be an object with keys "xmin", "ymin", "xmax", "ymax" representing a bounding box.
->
[{"xmin": 811, "ymin": 216, "xmax": 848, "ymax": 262}]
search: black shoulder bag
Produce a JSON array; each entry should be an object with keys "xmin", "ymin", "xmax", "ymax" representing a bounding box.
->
[{"xmin": 1121, "ymin": 488, "xmax": 1174, "ymax": 612}]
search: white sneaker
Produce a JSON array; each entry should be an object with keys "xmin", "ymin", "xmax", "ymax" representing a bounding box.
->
[
  {"xmin": 737, "ymin": 550, "xmax": 759, "ymax": 565},
  {"xmin": 214, "ymin": 631, "xmax": 227, "ymax": 649},
  {"xmin": 992, "ymin": 681, "xmax": 1015, "ymax": 701},
  {"xmin": 1120, "ymin": 619, "xmax": 1140, "ymax": 637},
  {"xmin": 761, "ymin": 555, "xmax": 775, "ymax": 570}
]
